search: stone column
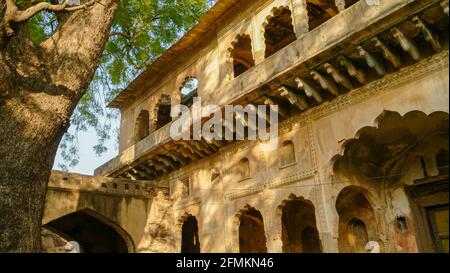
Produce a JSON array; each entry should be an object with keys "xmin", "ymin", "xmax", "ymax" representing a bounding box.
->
[
  {"xmin": 173, "ymin": 224, "xmax": 183, "ymax": 253},
  {"xmin": 316, "ymin": 194, "xmax": 340, "ymax": 252},
  {"xmin": 335, "ymin": 0, "xmax": 346, "ymax": 12},
  {"xmin": 251, "ymin": 15, "xmax": 265, "ymax": 65},
  {"xmin": 266, "ymin": 212, "xmax": 284, "ymax": 253},
  {"xmin": 291, "ymin": 0, "xmax": 309, "ymax": 37},
  {"xmin": 320, "ymin": 223, "xmax": 340, "ymax": 253},
  {"xmin": 315, "ymin": 174, "xmax": 340, "ymax": 253}
]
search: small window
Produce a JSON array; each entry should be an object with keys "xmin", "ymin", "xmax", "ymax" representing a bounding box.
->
[
  {"xmin": 306, "ymin": 0, "xmax": 338, "ymax": 31},
  {"xmin": 435, "ymin": 149, "xmax": 449, "ymax": 175},
  {"xmin": 230, "ymin": 34, "xmax": 255, "ymax": 77},
  {"xmin": 112, "ymin": 183, "xmax": 118, "ymax": 189},
  {"xmin": 264, "ymin": 7, "xmax": 296, "ymax": 58},
  {"xmin": 180, "ymin": 77, "xmax": 199, "ymax": 108},
  {"xmin": 124, "ymin": 184, "xmax": 130, "ymax": 190},
  {"xmin": 237, "ymin": 158, "xmax": 251, "ymax": 181},
  {"xmin": 135, "ymin": 184, "xmax": 140, "ymax": 190},
  {"xmin": 280, "ymin": 141, "xmax": 296, "ymax": 167},
  {"xmin": 155, "ymin": 94, "xmax": 172, "ymax": 130},
  {"xmin": 134, "ymin": 110, "xmax": 150, "ymax": 143}
]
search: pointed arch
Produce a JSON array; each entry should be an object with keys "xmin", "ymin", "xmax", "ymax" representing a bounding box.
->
[
  {"xmin": 233, "ymin": 205, "xmax": 267, "ymax": 253},
  {"xmin": 263, "ymin": 6, "xmax": 296, "ymax": 58},
  {"xmin": 335, "ymin": 186, "xmax": 378, "ymax": 253},
  {"xmin": 229, "ymin": 34, "xmax": 255, "ymax": 77},
  {"xmin": 277, "ymin": 194, "xmax": 322, "ymax": 253},
  {"xmin": 306, "ymin": 0, "xmax": 338, "ymax": 31},
  {"xmin": 179, "ymin": 213, "xmax": 201, "ymax": 253},
  {"xmin": 134, "ymin": 109, "xmax": 150, "ymax": 143},
  {"xmin": 44, "ymin": 209, "xmax": 135, "ymax": 253},
  {"xmin": 279, "ymin": 140, "xmax": 296, "ymax": 167},
  {"xmin": 155, "ymin": 94, "xmax": 172, "ymax": 130}
]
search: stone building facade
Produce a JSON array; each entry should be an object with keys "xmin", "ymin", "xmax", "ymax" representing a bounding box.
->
[{"xmin": 43, "ymin": 0, "xmax": 449, "ymax": 253}]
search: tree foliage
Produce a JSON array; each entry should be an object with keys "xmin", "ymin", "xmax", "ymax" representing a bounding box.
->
[{"xmin": 15, "ymin": 0, "xmax": 214, "ymax": 170}]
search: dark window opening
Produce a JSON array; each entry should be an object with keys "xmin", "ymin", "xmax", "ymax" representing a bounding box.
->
[
  {"xmin": 348, "ymin": 218, "xmax": 369, "ymax": 252},
  {"xmin": 181, "ymin": 215, "xmax": 201, "ymax": 253},
  {"xmin": 238, "ymin": 158, "xmax": 250, "ymax": 180},
  {"xmin": 231, "ymin": 34, "xmax": 255, "ymax": 77},
  {"xmin": 44, "ymin": 210, "xmax": 132, "ymax": 253},
  {"xmin": 281, "ymin": 198, "xmax": 322, "ymax": 253},
  {"xmin": 156, "ymin": 95, "xmax": 172, "ymax": 130},
  {"xmin": 306, "ymin": 0, "xmax": 338, "ymax": 31},
  {"xmin": 264, "ymin": 7, "xmax": 296, "ymax": 58},
  {"xmin": 180, "ymin": 77, "xmax": 198, "ymax": 108},
  {"xmin": 134, "ymin": 110, "xmax": 150, "ymax": 143}
]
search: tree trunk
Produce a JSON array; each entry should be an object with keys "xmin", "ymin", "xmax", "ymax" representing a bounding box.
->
[{"xmin": 0, "ymin": 0, "xmax": 118, "ymax": 252}]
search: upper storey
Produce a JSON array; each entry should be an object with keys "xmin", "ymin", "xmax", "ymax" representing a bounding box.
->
[
  {"xmin": 112, "ymin": 0, "xmax": 369, "ymax": 152},
  {"xmin": 95, "ymin": 0, "xmax": 449, "ymax": 178}
]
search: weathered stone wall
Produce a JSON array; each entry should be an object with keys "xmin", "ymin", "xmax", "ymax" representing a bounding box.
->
[
  {"xmin": 165, "ymin": 52, "xmax": 449, "ymax": 253},
  {"xmin": 46, "ymin": 0, "xmax": 449, "ymax": 253},
  {"xmin": 43, "ymin": 171, "xmax": 174, "ymax": 253},
  {"xmin": 116, "ymin": 0, "xmax": 417, "ymax": 152},
  {"xmin": 45, "ymin": 51, "xmax": 449, "ymax": 253}
]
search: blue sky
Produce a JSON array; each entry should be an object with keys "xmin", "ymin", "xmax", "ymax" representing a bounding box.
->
[{"xmin": 53, "ymin": 122, "xmax": 120, "ymax": 175}]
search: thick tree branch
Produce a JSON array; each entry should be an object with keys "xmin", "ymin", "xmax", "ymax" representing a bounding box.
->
[
  {"xmin": 3, "ymin": 0, "xmax": 95, "ymax": 36},
  {"xmin": 41, "ymin": 0, "xmax": 119, "ymax": 97}
]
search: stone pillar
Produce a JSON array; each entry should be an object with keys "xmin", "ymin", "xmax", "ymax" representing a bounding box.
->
[
  {"xmin": 291, "ymin": 0, "xmax": 309, "ymax": 37},
  {"xmin": 266, "ymin": 212, "xmax": 284, "ymax": 253},
  {"xmin": 316, "ymin": 193, "xmax": 340, "ymax": 253},
  {"xmin": 251, "ymin": 15, "xmax": 266, "ymax": 65},
  {"xmin": 267, "ymin": 233, "xmax": 284, "ymax": 253},
  {"xmin": 335, "ymin": 0, "xmax": 346, "ymax": 12},
  {"xmin": 315, "ymin": 174, "xmax": 340, "ymax": 253}
]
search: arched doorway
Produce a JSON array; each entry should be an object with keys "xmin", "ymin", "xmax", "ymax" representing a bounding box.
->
[
  {"xmin": 335, "ymin": 186, "xmax": 378, "ymax": 253},
  {"xmin": 281, "ymin": 196, "xmax": 322, "ymax": 253},
  {"xmin": 181, "ymin": 215, "xmax": 200, "ymax": 253},
  {"xmin": 238, "ymin": 206, "xmax": 267, "ymax": 253},
  {"xmin": 306, "ymin": 0, "xmax": 338, "ymax": 31},
  {"xmin": 229, "ymin": 34, "xmax": 255, "ymax": 77},
  {"xmin": 332, "ymin": 111, "xmax": 449, "ymax": 252},
  {"xmin": 44, "ymin": 209, "xmax": 134, "ymax": 253}
]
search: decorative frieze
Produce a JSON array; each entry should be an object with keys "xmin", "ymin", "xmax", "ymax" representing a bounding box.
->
[{"xmin": 225, "ymin": 169, "xmax": 316, "ymax": 200}]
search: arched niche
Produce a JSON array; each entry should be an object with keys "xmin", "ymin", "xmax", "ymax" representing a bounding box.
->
[
  {"xmin": 229, "ymin": 34, "xmax": 255, "ymax": 77},
  {"xmin": 280, "ymin": 195, "xmax": 322, "ymax": 253},
  {"xmin": 264, "ymin": 6, "xmax": 296, "ymax": 58},
  {"xmin": 237, "ymin": 205, "xmax": 268, "ymax": 253}
]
